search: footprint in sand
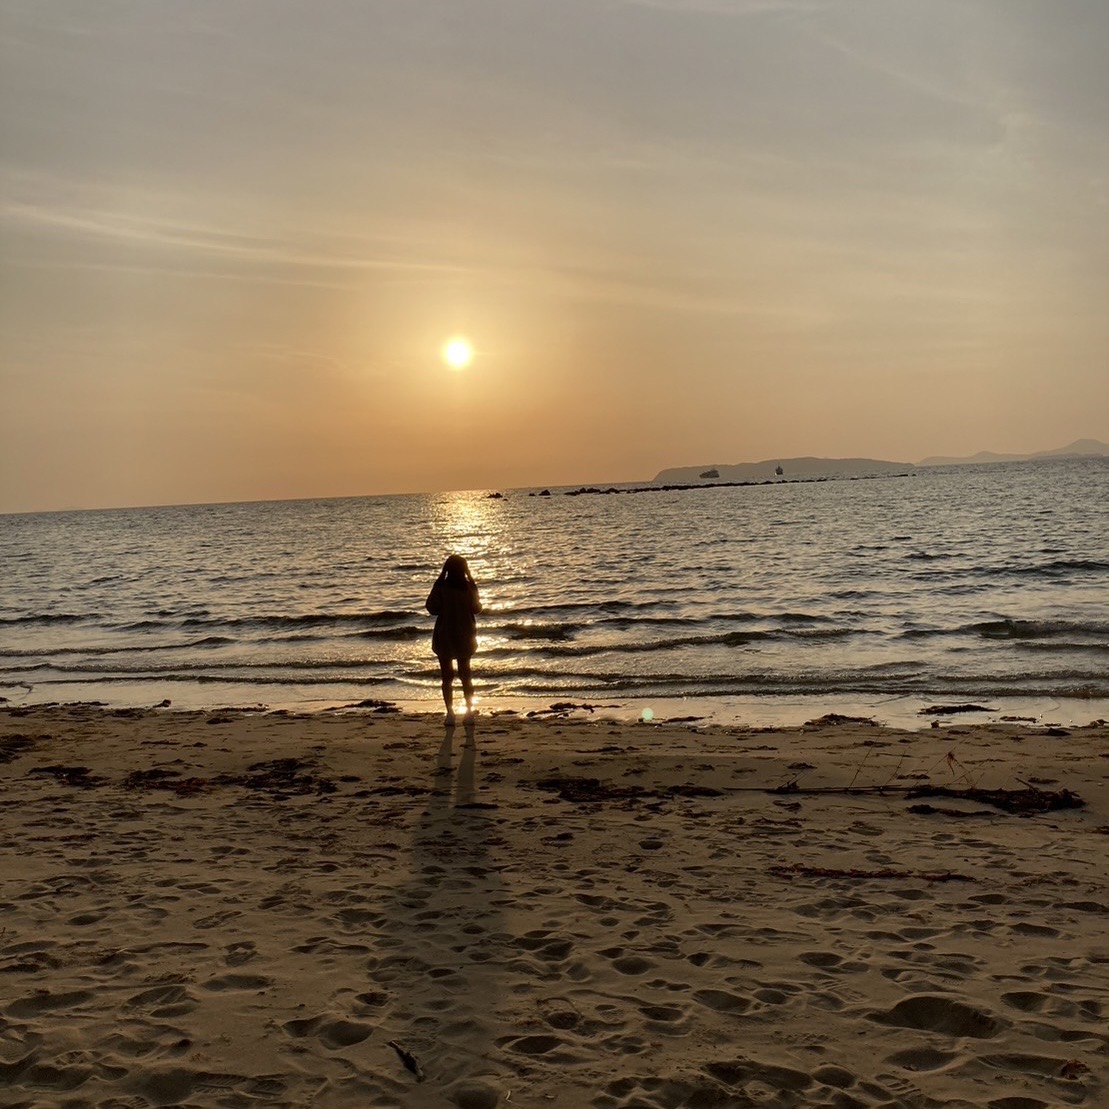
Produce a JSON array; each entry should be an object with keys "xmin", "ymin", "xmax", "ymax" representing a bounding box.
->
[
  {"xmin": 292, "ymin": 937, "xmax": 371, "ymax": 958},
  {"xmin": 885, "ymin": 1046, "xmax": 958, "ymax": 1072},
  {"xmin": 122, "ymin": 984, "xmax": 199, "ymax": 1019},
  {"xmin": 812, "ymin": 1063, "xmax": 857, "ymax": 1089},
  {"xmin": 67, "ymin": 910, "xmax": 106, "ymax": 926},
  {"xmin": 503, "ymin": 1033, "xmax": 565, "ymax": 1056},
  {"xmin": 6, "ymin": 988, "xmax": 94, "ymax": 1019},
  {"xmin": 638, "ymin": 1002, "xmax": 691, "ymax": 1035},
  {"xmin": 1010, "ymin": 922, "xmax": 1061, "ymax": 938},
  {"xmin": 868, "ymin": 995, "xmax": 1001, "ymax": 1038},
  {"xmin": 978, "ymin": 1051, "xmax": 1094, "ymax": 1078},
  {"xmin": 969, "ymin": 892, "xmax": 1008, "ymax": 906},
  {"xmin": 871, "ymin": 1073, "xmax": 930, "ymax": 1104},
  {"xmin": 282, "ymin": 1015, "xmax": 372, "ymax": 1049},
  {"xmin": 539, "ymin": 1004, "xmax": 581, "ymax": 1031},
  {"xmin": 808, "ymin": 991, "xmax": 847, "ymax": 1012},
  {"xmin": 352, "ymin": 990, "xmax": 390, "ymax": 1014},
  {"xmin": 693, "ymin": 988, "xmax": 753, "ymax": 1015},
  {"xmin": 332, "ymin": 907, "xmax": 384, "ymax": 930},
  {"xmin": 101, "ymin": 1028, "xmax": 193, "ymax": 1061},
  {"xmin": 131, "ymin": 1067, "xmax": 288, "ymax": 1104},
  {"xmin": 704, "ymin": 1057, "xmax": 813, "ymax": 1092},
  {"xmin": 600, "ymin": 1073, "xmax": 729, "ymax": 1105},
  {"xmin": 224, "ymin": 940, "xmax": 257, "ymax": 966},
  {"xmin": 202, "ymin": 973, "xmax": 273, "ymax": 992},
  {"xmin": 798, "ymin": 950, "xmax": 868, "ymax": 973},
  {"xmin": 513, "ymin": 930, "xmax": 575, "ymax": 961},
  {"xmin": 602, "ymin": 949, "xmax": 655, "ymax": 976},
  {"xmin": 193, "ymin": 908, "xmax": 243, "ymax": 930},
  {"xmin": 498, "ymin": 1030, "xmax": 588, "ymax": 1064}
]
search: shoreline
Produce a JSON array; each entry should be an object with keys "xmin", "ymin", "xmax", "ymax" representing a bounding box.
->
[
  {"xmin": 5, "ymin": 685, "xmax": 1109, "ymax": 733},
  {"xmin": 2, "ymin": 703, "xmax": 1107, "ymax": 1107}
]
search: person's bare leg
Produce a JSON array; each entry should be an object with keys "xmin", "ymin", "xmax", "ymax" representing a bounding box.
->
[
  {"xmin": 457, "ymin": 656, "xmax": 474, "ymax": 716},
  {"xmin": 438, "ymin": 656, "xmax": 456, "ymax": 722}
]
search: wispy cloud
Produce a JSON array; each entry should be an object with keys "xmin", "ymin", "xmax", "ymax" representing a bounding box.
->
[
  {"xmin": 1, "ymin": 199, "xmax": 475, "ymax": 277},
  {"xmin": 612, "ymin": 0, "xmax": 826, "ymax": 15}
]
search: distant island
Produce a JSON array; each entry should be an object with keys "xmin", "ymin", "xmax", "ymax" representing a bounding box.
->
[
  {"xmin": 653, "ymin": 439, "xmax": 1108, "ymax": 484},
  {"xmin": 655, "ymin": 456, "xmax": 914, "ymax": 483},
  {"xmin": 916, "ymin": 438, "xmax": 1109, "ymax": 466}
]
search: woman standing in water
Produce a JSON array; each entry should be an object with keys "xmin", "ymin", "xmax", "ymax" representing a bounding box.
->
[{"xmin": 426, "ymin": 554, "xmax": 482, "ymax": 724}]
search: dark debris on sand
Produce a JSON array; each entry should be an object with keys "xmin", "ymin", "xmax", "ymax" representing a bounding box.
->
[
  {"xmin": 906, "ymin": 784, "xmax": 1084, "ymax": 815},
  {"xmin": 766, "ymin": 781, "xmax": 1086, "ymax": 816},
  {"xmin": 112, "ymin": 758, "xmax": 340, "ymax": 798},
  {"xmin": 919, "ymin": 703, "xmax": 997, "ymax": 715},
  {"xmin": 336, "ymin": 699, "xmax": 401, "ymax": 713},
  {"xmin": 770, "ymin": 863, "xmax": 972, "ymax": 883},
  {"xmin": 0, "ymin": 734, "xmax": 40, "ymax": 764},
  {"xmin": 533, "ymin": 776, "xmax": 723, "ymax": 804},
  {"xmin": 804, "ymin": 714, "xmax": 880, "ymax": 727},
  {"xmin": 29, "ymin": 764, "xmax": 106, "ymax": 788}
]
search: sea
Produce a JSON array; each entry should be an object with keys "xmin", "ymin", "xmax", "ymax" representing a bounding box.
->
[{"xmin": 2, "ymin": 458, "xmax": 1107, "ymax": 729}]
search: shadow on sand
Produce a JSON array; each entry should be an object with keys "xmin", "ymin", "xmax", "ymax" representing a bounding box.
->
[{"xmin": 373, "ymin": 718, "xmax": 510, "ymax": 1105}]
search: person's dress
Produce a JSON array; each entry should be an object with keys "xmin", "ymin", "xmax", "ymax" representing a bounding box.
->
[{"xmin": 426, "ymin": 582, "xmax": 481, "ymax": 659}]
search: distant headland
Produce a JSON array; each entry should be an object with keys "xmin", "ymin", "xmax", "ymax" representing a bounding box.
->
[
  {"xmin": 916, "ymin": 438, "xmax": 1109, "ymax": 467},
  {"xmin": 653, "ymin": 439, "xmax": 1108, "ymax": 484}
]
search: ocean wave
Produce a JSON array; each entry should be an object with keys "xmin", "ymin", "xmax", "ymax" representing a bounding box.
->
[
  {"xmin": 502, "ymin": 670, "xmax": 1109, "ymax": 699},
  {"xmin": 10, "ymin": 661, "xmax": 1108, "ymax": 700},
  {"xmin": 0, "ymin": 613, "xmax": 92, "ymax": 626},
  {"xmin": 1008, "ymin": 558, "xmax": 1109, "ymax": 577},
  {"xmin": 19, "ymin": 673, "xmax": 394, "ymax": 687},
  {"xmin": 480, "ymin": 627, "xmax": 864, "ymax": 659},
  {"xmin": 353, "ymin": 626, "xmax": 426, "ymax": 641},
  {"xmin": 900, "ymin": 617, "xmax": 1109, "ymax": 642},
  {"xmin": 968, "ymin": 618, "xmax": 1109, "ymax": 640},
  {"xmin": 0, "ymin": 636, "xmax": 259, "ymax": 659},
  {"xmin": 498, "ymin": 622, "xmax": 578, "ymax": 641},
  {"xmin": 495, "ymin": 599, "xmax": 646, "ymax": 620},
  {"xmin": 178, "ymin": 610, "xmax": 414, "ymax": 630},
  {"xmin": 14, "ymin": 657, "xmax": 390, "ymax": 676}
]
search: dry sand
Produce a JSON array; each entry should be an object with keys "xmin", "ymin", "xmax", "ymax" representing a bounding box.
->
[{"xmin": 1, "ymin": 703, "xmax": 1106, "ymax": 1108}]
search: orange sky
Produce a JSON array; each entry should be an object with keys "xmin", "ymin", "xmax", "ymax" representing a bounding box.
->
[{"xmin": 2, "ymin": 0, "xmax": 1107, "ymax": 512}]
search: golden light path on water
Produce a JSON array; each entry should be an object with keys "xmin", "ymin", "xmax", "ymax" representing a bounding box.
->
[
  {"xmin": 428, "ymin": 491, "xmax": 512, "ymax": 713},
  {"xmin": 426, "ymin": 490, "xmax": 661, "ymax": 720}
]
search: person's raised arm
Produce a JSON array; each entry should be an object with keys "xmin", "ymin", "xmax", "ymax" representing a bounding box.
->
[{"xmin": 426, "ymin": 582, "xmax": 442, "ymax": 615}]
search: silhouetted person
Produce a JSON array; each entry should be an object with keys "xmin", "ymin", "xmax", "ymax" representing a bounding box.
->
[{"xmin": 425, "ymin": 554, "xmax": 482, "ymax": 724}]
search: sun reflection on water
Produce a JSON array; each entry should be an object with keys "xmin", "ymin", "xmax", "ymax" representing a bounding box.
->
[
  {"xmin": 427, "ymin": 491, "xmax": 520, "ymax": 710},
  {"xmin": 430, "ymin": 491, "xmax": 502, "ymax": 567}
]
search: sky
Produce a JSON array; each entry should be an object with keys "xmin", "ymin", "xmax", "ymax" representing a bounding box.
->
[{"xmin": 2, "ymin": 0, "xmax": 1107, "ymax": 512}]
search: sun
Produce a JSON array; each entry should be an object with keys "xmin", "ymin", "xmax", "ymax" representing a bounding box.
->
[{"xmin": 441, "ymin": 335, "xmax": 474, "ymax": 370}]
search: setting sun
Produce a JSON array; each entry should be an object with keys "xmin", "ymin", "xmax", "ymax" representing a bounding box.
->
[{"xmin": 441, "ymin": 336, "xmax": 474, "ymax": 370}]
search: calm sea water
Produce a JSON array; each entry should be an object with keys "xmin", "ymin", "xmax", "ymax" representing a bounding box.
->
[{"xmin": 2, "ymin": 459, "xmax": 1107, "ymax": 726}]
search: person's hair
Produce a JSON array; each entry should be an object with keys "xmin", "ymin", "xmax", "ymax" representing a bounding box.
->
[{"xmin": 440, "ymin": 554, "xmax": 473, "ymax": 587}]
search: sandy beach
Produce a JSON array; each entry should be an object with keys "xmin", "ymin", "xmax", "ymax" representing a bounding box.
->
[{"xmin": 1, "ymin": 702, "xmax": 1106, "ymax": 1108}]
